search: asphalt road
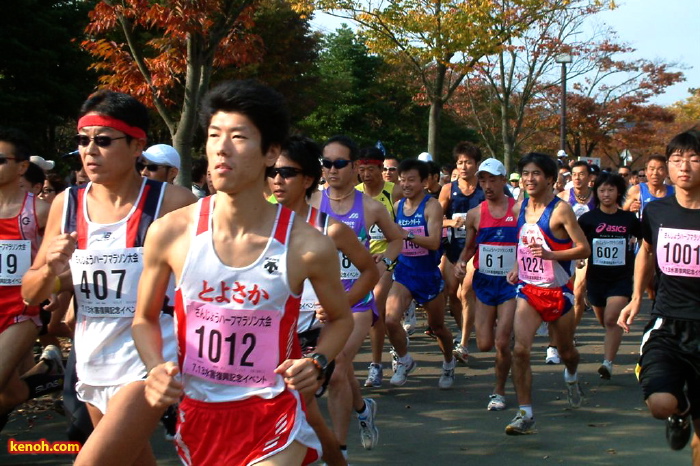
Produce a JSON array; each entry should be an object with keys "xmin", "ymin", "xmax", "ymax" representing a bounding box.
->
[{"xmin": 0, "ymin": 297, "xmax": 693, "ymax": 465}]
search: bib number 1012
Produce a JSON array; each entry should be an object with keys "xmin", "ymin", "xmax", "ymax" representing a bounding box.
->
[{"xmin": 194, "ymin": 326, "xmax": 256, "ymax": 367}]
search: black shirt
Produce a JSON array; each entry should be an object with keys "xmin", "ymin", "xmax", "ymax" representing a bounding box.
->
[
  {"xmin": 642, "ymin": 196, "xmax": 700, "ymax": 320},
  {"xmin": 579, "ymin": 207, "xmax": 641, "ymax": 281}
]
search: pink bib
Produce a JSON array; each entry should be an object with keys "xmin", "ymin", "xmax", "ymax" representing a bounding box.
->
[
  {"xmin": 657, "ymin": 227, "xmax": 700, "ymax": 278},
  {"xmin": 402, "ymin": 226, "xmax": 429, "ymax": 256}
]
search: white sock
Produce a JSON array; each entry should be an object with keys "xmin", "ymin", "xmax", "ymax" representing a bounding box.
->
[
  {"xmin": 519, "ymin": 405, "xmax": 534, "ymax": 419},
  {"xmin": 443, "ymin": 358, "xmax": 456, "ymax": 370},
  {"xmin": 564, "ymin": 369, "xmax": 578, "ymax": 383},
  {"xmin": 398, "ymin": 353, "xmax": 412, "ymax": 365}
]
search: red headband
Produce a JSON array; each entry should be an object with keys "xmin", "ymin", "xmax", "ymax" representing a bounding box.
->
[
  {"xmin": 357, "ymin": 159, "xmax": 383, "ymax": 167},
  {"xmin": 77, "ymin": 114, "xmax": 147, "ymax": 140}
]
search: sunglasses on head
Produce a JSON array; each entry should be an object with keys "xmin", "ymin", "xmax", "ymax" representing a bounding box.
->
[
  {"xmin": 74, "ymin": 135, "xmax": 127, "ymax": 148},
  {"xmin": 321, "ymin": 158, "xmax": 352, "ymax": 170},
  {"xmin": 0, "ymin": 155, "xmax": 17, "ymax": 165},
  {"xmin": 268, "ymin": 167, "xmax": 303, "ymax": 179},
  {"xmin": 136, "ymin": 161, "xmax": 166, "ymax": 172}
]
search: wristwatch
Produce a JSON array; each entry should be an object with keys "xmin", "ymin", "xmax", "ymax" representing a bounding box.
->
[
  {"xmin": 406, "ymin": 231, "xmax": 415, "ymax": 241},
  {"xmin": 307, "ymin": 353, "xmax": 329, "ymax": 380}
]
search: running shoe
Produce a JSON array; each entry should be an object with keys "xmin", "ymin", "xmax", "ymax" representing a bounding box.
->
[
  {"xmin": 452, "ymin": 331, "xmax": 462, "ymax": 347},
  {"xmin": 453, "ymin": 344, "xmax": 469, "ymax": 365},
  {"xmin": 487, "ymin": 394, "xmax": 506, "ymax": 411},
  {"xmin": 545, "ymin": 346, "xmax": 561, "ymax": 364},
  {"xmin": 666, "ymin": 412, "xmax": 692, "ymax": 450},
  {"xmin": 598, "ymin": 360, "xmax": 612, "ymax": 380},
  {"xmin": 40, "ymin": 345, "xmax": 64, "ymax": 375},
  {"xmin": 438, "ymin": 366, "xmax": 455, "ymax": 389},
  {"xmin": 390, "ymin": 357, "xmax": 416, "ymax": 386},
  {"xmin": 364, "ymin": 363, "xmax": 383, "ymax": 388},
  {"xmin": 535, "ymin": 321, "xmax": 548, "ymax": 337},
  {"xmin": 566, "ymin": 377, "xmax": 584, "ymax": 409},
  {"xmin": 424, "ymin": 327, "xmax": 437, "ymax": 339},
  {"xmin": 358, "ymin": 398, "xmax": 379, "ymax": 450},
  {"xmin": 389, "ymin": 347, "xmax": 398, "ymax": 372},
  {"xmin": 403, "ymin": 301, "xmax": 417, "ymax": 335},
  {"xmin": 505, "ymin": 410, "xmax": 536, "ymax": 435}
]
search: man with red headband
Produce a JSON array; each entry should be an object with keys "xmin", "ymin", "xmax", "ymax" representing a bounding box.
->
[{"xmin": 22, "ymin": 90, "xmax": 195, "ymax": 462}]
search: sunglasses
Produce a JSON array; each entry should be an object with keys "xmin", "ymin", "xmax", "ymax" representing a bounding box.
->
[
  {"xmin": 41, "ymin": 188, "xmax": 56, "ymax": 195},
  {"xmin": 136, "ymin": 161, "xmax": 166, "ymax": 172},
  {"xmin": 382, "ymin": 167, "xmax": 397, "ymax": 172},
  {"xmin": 74, "ymin": 135, "xmax": 127, "ymax": 148},
  {"xmin": 268, "ymin": 167, "xmax": 303, "ymax": 179},
  {"xmin": 322, "ymin": 158, "xmax": 352, "ymax": 170},
  {"xmin": 0, "ymin": 156, "xmax": 17, "ymax": 165}
]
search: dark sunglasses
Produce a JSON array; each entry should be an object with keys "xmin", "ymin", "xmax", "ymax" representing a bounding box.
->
[
  {"xmin": 74, "ymin": 135, "xmax": 127, "ymax": 148},
  {"xmin": 321, "ymin": 158, "xmax": 352, "ymax": 170},
  {"xmin": 268, "ymin": 167, "xmax": 303, "ymax": 179},
  {"xmin": 41, "ymin": 188, "xmax": 56, "ymax": 195},
  {"xmin": 0, "ymin": 156, "xmax": 17, "ymax": 165},
  {"xmin": 136, "ymin": 161, "xmax": 166, "ymax": 172}
]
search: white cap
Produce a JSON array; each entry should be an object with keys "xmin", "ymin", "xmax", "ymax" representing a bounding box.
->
[
  {"xmin": 29, "ymin": 155, "xmax": 55, "ymax": 171},
  {"xmin": 477, "ymin": 158, "xmax": 506, "ymax": 177},
  {"xmin": 557, "ymin": 150, "xmax": 567, "ymax": 158},
  {"xmin": 143, "ymin": 144, "xmax": 180, "ymax": 169},
  {"xmin": 417, "ymin": 152, "xmax": 433, "ymax": 162}
]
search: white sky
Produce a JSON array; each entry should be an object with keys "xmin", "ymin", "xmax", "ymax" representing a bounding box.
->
[{"xmin": 311, "ymin": 0, "xmax": 700, "ymax": 107}]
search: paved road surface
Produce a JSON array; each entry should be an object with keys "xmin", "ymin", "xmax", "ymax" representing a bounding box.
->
[{"xmin": 0, "ymin": 298, "xmax": 692, "ymax": 465}]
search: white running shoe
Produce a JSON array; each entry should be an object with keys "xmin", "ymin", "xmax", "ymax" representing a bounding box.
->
[
  {"xmin": 545, "ymin": 346, "xmax": 561, "ymax": 364},
  {"xmin": 358, "ymin": 398, "xmax": 379, "ymax": 450},
  {"xmin": 565, "ymin": 372, "xmax": 584, "ymax": 409},
  {"xmin": 438, "ymin": 366, "xmax": 455, "ymax": 390},
  {"xmin": 535, "ymin": 322, "xmax": 548, "ymax": 337},
  {"xmin": 40, "ymin": 345, "xmax": 64, "ymax": 376},
  {"xmin": 487, "ymin": 394, "xmax": 506, "ymax": 411},
  {"xmin": 403, "ymin": 301, "xmax": 417, "ymax": 335},
  {"xmin": 364, "ymin": 363, "xmax": 383, "ymax": 387},
  {"xmin": 505, "ymin": 410, "xmax": 537, "ymax": 435},
  {"xmin": 390, "ymin": 357, "xmax": 416, "ymax": 386},
  {"xmin": 453, "ymin": 344, "xmax": 469, "ymax": 364}
]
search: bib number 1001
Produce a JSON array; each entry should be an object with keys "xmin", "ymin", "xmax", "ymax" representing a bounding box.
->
[
  {"xmin": 662, "ymin": 242, "xmax": 700, "ymax": 265},
  {"xmin": 194, "ymin": 326, "xmax": 256, "ymax": 367}
]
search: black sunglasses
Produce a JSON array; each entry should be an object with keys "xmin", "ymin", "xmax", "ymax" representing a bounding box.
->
[
  {"xmin": 75, "ymin": 135, "xmax": 127, "ymax": 148},
  {"xmin": 322, "ymin": 158, "xmax": 352, "ymax": 170},
  {"xmin": 136, "ymin": 161, "xmax": 166, "ymax": 172},
  {"xmin": 0, "ymin": 156, "xmax": 17, "ymax": 165},
  {"xmin": 268, "ymin": 167, "xmax": 303, "ymax": 179}
]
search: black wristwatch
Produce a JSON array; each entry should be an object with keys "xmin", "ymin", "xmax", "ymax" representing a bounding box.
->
[
  {"xmin": 406, "ymin": 231, "xmax": 415, "ymax": 241},
  {"xmin": 307, "ymin": 353, "xmax": 329, "ymax": 380},
  {"xmin": 381, "ymin": 257, "xmax": 395, "ymax": 271}
]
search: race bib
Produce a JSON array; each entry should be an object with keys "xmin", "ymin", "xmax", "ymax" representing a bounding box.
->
[
  {"xmin": 402, "ymin": 226, "xmax": 428, "ymax": 257},
  {"xmin": 592, "ymin": 238, "xmax": 625, "ymax": 266},
  {"xmin": 70, "ymin": 248, "xmax": 142, "ymax": 318},
  {"xmin": 479, "ymin": 244, "xmax": 515, "ymax": 276},
  {"xmin": 452, "ymin": 213, "xmax": 467, "ymax": 239},
  {"xmin": 0, "ymin": 240, "xmax": 31, "ymax": 286},
  {"xmin": 657, "ymin": 227, "xmax": 700, "ymax": 278},
  {"xmin": 183, "ymin": 301, "xmax": 279, "ymax": 388},
  {"xmin": 368, "ymin": 223, "xmax": 386, "ymax": 242},
  {"xmin": 517, "ymin": 244, "xmax": 555, "ymax": 283},
  {"xmin": 338, "ymin": 251, "xmax": 360, "ymax": 280}
]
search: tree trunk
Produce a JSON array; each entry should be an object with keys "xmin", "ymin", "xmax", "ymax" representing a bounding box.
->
[{"xmin": 427, "ymin": 98, "xmax": 442, "ymax": 161}]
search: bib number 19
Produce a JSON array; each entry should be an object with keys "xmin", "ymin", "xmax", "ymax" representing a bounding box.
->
[{"xmin": 0, "ymin": 253, "xmax": 17, "ymax": 274}]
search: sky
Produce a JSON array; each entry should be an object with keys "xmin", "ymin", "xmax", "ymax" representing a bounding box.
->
[{"xmin": 311, "ymin": 0, "xmax": 700, "ymax": 107}]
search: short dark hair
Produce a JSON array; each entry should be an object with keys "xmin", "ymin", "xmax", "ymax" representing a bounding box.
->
[
  {"xmin": 191, "ymin": 157, "xmax": 208, "ymax": 183},
  {"xmin": 518, "ymin": 152, "xmax": 558, "ymax": 181},
  {"xmin": 593, "ymin": 173, "xmax": 626, "ymax": 207},
  {"xmin": 646, "ymin": 154, "xmax": 667, "ymax": 166},
  {"xmin": 23, "ymin": 162, "xmax": 45, "ymax": 186},
  {"xmin": 282, "ymin": 134, "xmax": 322, "ymax": 198},
  {"xmin": 398, "ymin": 159, "xmax": 428, "ymax": 181},
  {"xmin": 452, "ymin": 141, "xmax": 482, "ymax": 163},
  {"xmin": 570, "ymin": 161, "xmax": 592, "ymax": 174},
  {"xmin": 323, "ymin": 135, "xmax": 359, "ymax": 161},
  {"xmin": 79, "ymin": 90, "xmax": 149, "ymax": 142},
  {"xmin": 666, "ymin": 131, "xmax": 700, "ymax": 158},
  {"xmin": 358, "ymin": 146, "xmax": 385, "ymax": 162},
  {"xmin": 426, "ymin": 160, "xmax": 441, "ymax": 177},
  {"xmin": 200, "ymin": 80, "xmax": 289, "ymax": 154},
  {"xmin": 589, "ymin": 164, "xmax": 600, "ymax": 176},
  {"xmin": 384, "ymin": 155, "xmax": 399, "ymax": 163},
  {"xmin": 0, "ymin": 127, "xmax": 31, "ymax": 161},
  {"xmin": 46, "ymin": 173, "xmax": 67, "ymax": 194}
]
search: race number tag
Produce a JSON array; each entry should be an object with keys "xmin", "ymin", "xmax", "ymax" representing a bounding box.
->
[
  {"xmin": 592, "ymin": 238, "xmax": 625, "ymax": 266},
  {"xmin": 479, "ymin": 244, "xmax": 515, "ymax": 276},
  {"xmin": 657, "ymin": 227, "xmax": 700, "ymax": 278},
  {"xmin": 452, "ymin": 213, "xmax": 467, "ymax": 239},
  {"xmin": 0, "ymin": 240, "xmax": 31, "ymax": 286},
  {"xmin": 70, "ymin": 248, "xmax": 142, "ymax": 317},
  {"xmin": 402, "ymin": 226, "xmax": 428, "ymax": 257},
  {"xmin": 338, "ymin": 251, "xmax": 360, "ymax": 280},
  {"xmin": 368, "ymin": 223, "xmax": 386, "ymax": 242},
  {"xmin": 183, "ymin": 301, "xmax": 279, "ymax": 388}
]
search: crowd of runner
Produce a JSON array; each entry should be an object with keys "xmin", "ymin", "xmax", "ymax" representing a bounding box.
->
[{"xmin": 0, "ymin": 79, "xmax": 698, "ymax": 465}]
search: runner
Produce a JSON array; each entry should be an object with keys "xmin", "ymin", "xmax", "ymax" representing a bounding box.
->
[
  {"xmin": 455, "ymin": 159, "xmax": 519, "ymax": 410},
  {"xmin": 386, "ymin": 159, "xmax": 455, "ymax": 388},
  {"xmin": 578, "ymin": 173, "xmax": 641, "ymax": 380},
  {"xmin": 382, "ymin": 156, "xmax": 399, "ymax": 184},
  {"xmin": 623, "ymin": 154, "xmax": 674, "ymax": 219},
  {"xmin": 310, "ymin": 136, "xmax": 402, "ymax": 455},
  {"xmin": 355, "ymin": 146, "xmax": 402, "ymax": 388},
  {"xmin": 505, "ymin": 152, "xmax": 590, "ymax": 435},
  {"xmin": 21, "ymin": 90, "xmax": 195, "ymax": 462},
  {"xmin": 619, "ymin": 131, "xmax": 700, "ymax": 457},
  {"xmin": 139, "ymin": 144, "xmax": 180, "ymax": 184},
  {"xmin": 271, "ymin": 134, "xmax": 379, "ymax": 463},
  {"xmin": 127, "ymin": 81, "xmax": 354, "ymax": 466},
  {"xmin": 0, "ymin": 127, "xmax": 60, "ymax": 431}
]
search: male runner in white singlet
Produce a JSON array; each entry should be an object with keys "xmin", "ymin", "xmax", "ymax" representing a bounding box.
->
[{"xmin": 132, "ymin": 81, "xmax": 353, "ymax": 465}]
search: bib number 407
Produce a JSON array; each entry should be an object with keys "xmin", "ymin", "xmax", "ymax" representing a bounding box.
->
[{"xmin": 80, "ymin": 269, "xmax": 126, "ymax": 300}]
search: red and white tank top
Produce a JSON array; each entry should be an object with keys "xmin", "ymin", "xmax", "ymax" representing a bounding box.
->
[
  {"xmin": 63, "ymin": 178, "xmax": 177, "ymax": 386},
  {"xmin": 0, "ymin": 192, "xmax": 40, "ymax": 315},
  {"xmin": 175, "ymin": 196, "xmax": 302, "ymax": 402},
  {"xmin": 298, "ymin": 207, "xmax": 330, "ymax": 334}
]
